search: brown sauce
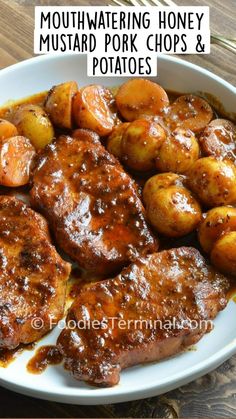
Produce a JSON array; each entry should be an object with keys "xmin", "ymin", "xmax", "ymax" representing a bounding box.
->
[
  {"xmin": 69, "ymin": 266, "xmax": 105, "ymax": 299},
  {"xmin": 27, "ymin": 345, "xmax": 63, "ymax": 374},
  {"xmin": 69, "ymin": 279, "xmax": 95, "ymax": 299},
  {"xmin": 0, "ymin": 343, "xmax": 35, "ymax": 368},
  {"xmin": 0, "ymin": 91, "xmax": 47, "ymax": 120},
  {"xmin": 0, "ymin": 347, "xmax": 21, "ymax": 367},
  {"xmin": 0, "ymin": 86, "xmax": 235, "ymax": 123},
  {"xmin": 69, "ymin": 281, "xmax": 89, "ymax": 299},
  {"xmin": 227, "ymin": 280, "xmax": 236, "ymax": 302}
]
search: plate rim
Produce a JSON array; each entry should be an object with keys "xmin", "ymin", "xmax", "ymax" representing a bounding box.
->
[{"xmin": 1, "ymin": 53, "xmax": 235, "ymax": 94}]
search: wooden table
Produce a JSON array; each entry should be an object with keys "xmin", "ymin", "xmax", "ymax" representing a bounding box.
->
[{"xmin": 0, "ymin": 0, "xmax": 236, "ymax": 417}]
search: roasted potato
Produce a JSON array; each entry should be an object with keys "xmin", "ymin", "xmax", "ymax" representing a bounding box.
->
[
  {"xmin": 187, "ymin": 157, "xmax": 236, "ymax": 207},
  {"xmin": 199, "ymin": 119, "xmax": 236, "ymax": 161},
  {"xmin": 143, "ymin": 172, "xmax": 183, "ymax": 207},
  {"xmin": 122, "ymin": 119, "xmax": 166, "ymax": 171},
  {"xmin": 0, "ymin": 119, "xmax": 18, "ymax": 140},
  {"xmin": 166, "ymin": 95, "xmax": 213, "ymax": 133},
  {"xmin": 146, "ymin": 185, "xmax": 201, "ymax": 237},
  {"xmin": 141, "ymin": 114, "xmax": 170, "ymax": 135},
  {"xmin": 107, "ymin": 123, "xmax": 130, "ymax": 159},
  {"xmin": 45, "ymin": 81, "xmax": 78, "ymax": 129},
  {"xmin": 12, "ymin": 104, "xmax": 55, "ymax": 149},
  {"xmin": 198, "ymin": 206, "xmax": 236, "ymax": 253},
  {"xmin": 211, "ymin": 231, "xmax": 236, "ymax": 275},
  {"xmin": 0, "ymin": 136, "xmax": 35, "ymax": 187},
  {"xmin": 156, "ymin": 128, "xmax": 200, "ymax": 173},
  {"xmin": 73, "ymin": 85, "xmax": 115, "ymax": 136},
  {"xmin": 116, "ymin": 79, "xmax": 169, "ymax": 121}
]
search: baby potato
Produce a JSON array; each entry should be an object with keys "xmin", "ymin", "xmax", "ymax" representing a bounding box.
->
[
  {"xmin": 143, "ymin": 172, "xmax": 183, "ymax": 207},
  {"xmin": 122, "ymin": 119, "xmax": 166, "ymax": 171},
  {"xmin": 187, "ymin": 157, "xmax": 236, "ymax": 207},
  {"xmin": 12, "ymin": 104, "xmax": 55, "ymax": 149},
  {"xmin": 166, "ymin": 95, "xmax": 213, "ymax": 133},
  {"xmin": 198, "ymin": 206, "xmax": 236, "ymax": 253},
  {"xmin": 73, "ymin": 85, "xmax": 115, "ymax": 136},
  {"xmin": 156, "ymin": 128, "xmax": 200, "ymax": 174},
  {"xmin": 141, "ymin": 114, "xmax": 170, "ymax": 133},
  {"xmin": 0, "ymin": 136, "xmax": 35, "ymax": 187},
  {"xmin": 45, "ymin": 81, "xmax": 78, "ymax": 129},
  {"xmin": 146, "ymin": 185, "xmax": 201, "ymax": 237},
  {"xmin": 0, "ymin": 119, "xmax": 18, "ymax": 140},
  {"xmin": 199, "ymin": 119, "xmax": 236, "ymax": 161},
  {"xmin": 107, "ymin": 123, "xmax": 130, "ymax": 159},
  {"xmin": 116, "ymin": 79, "xmax": 169, "ymax": 121},
  {"xmin": 211, "ymin": 231, "xmax": 236, "ymax": 276}
]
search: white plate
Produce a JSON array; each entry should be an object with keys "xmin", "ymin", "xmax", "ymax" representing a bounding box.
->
[{"xmin": 0, "ymin": 54, "xmax": 236, "ymax": 405}]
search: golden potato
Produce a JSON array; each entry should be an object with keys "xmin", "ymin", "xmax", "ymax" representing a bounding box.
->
[
  {"xmin": 187, "ymin": 157, "xmax": 236, "ymax": 207},
  {"xmin": 198, "ymin": 206, "xmax": 236, "ymax": 253},
  {"xmin": 141, "ymin": 114, "xmax": 169, "ymax": 133},
  {"xmin": 73, "ymin": 85, "xmax": 115, "ymax": 136},
  {"xmin": 12, "ymin": 104, "xmax": 55, "ymax": 149},
  {"xmin": 45, "ymin": 81, "xmax": 78, "ymax": 129},
  {"xmin": 165, "ymin": 95, "xmax": 213, "ymax": 133},
  {"xmin": 107, "ymin": 123, "xmax": 130, "ymax": 159},
  {"xmin": 199, "ymin": 119, "xmax": 236, "ymax": 162},
  {"xmin": 211, "ymin": 231, "xmax": 236, "ymax": 275},
  {"xmin": 143, "ymin": 172, "xmax": 183, "ymax": 207},
  {"xmin": 116, "ymin": 79, "xmax": 169, "ymax": 121},
  {"xmin": 122, "ymin": 119, "xmax": 166, "ymax": 171},
  {"xmin": 146, "ymin": 185, "xmax": 201, "ymax": 237},
  {"xmin": 156, "ymin": 128, "xmax": 200, "ymax": 173},
  {"xmin": 0, "ymin": 119, "xmax": 18, "ymax": 140}
]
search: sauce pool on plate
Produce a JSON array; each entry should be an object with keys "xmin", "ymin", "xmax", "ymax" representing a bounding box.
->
[{"xmin": 27, "ymin": 345, "xmax": 63, "ymax": 374}]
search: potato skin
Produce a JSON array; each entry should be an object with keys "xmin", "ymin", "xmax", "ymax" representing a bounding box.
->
[
  {"xmin": 122, "ymin": 119, "xmax": 166, "ymax": 171},
  {"xmin": 143, "ymin": 172, "xmax": 183, "ymax": 207},
  {"xmin": 156, "ymin": 128, "xmax": 200, "ymax": 174},
  {"xmin": 165, "ymin": 95, "xmax": 213, "ymax": 133},
  {"xmin": 12, "ymin": 104, "xmax": 55, "ymax": 149},
  {"xmin": 45, "ymin": 81, "xmax": 78, "ymax": 129},
  {"xmin": 211, "ymin": 231, "xmax": 236, "ymax": 275},
  {"xmin": 187, "ymin": 157, "xmax": 236, "ymax": 207},
  {"xmin": 73, "ymin": 85, "xmax": 115, "ymax": 136},
  {"xmin": 141, "ymin": 114, "xmax": 170, "ymax": 136},
  {"xmin": 0, "ymin": 119, "xmax": 18, "ymax": 140},
  {"xmin": 107, "ymin": 123, "xmax": 130, "ymax": 159},
  {"xmin": 198, "ymin": 206, "xmax": 236, "ymax": 253},
  {"xmin": 146, "ymin": 185, "xmax": 201, "ymax": 237},
  {"xmin": 116, "ymin": 79, "xmax": 169, "ymax": 121},
  {"xmin": 199, "ymin": 119, "xmax": 236, "ymax": 162}
]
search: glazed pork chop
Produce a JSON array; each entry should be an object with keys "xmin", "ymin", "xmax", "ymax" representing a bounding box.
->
[
  {"xmin": 0, "ymin": 196, "xmax": 71, "ymax": 349},
  {"xmin": 57, "ymin": 247, "xmax": 229, "ymax": 387},
  {"xmin": 30, "ymin": 129, "xmax": 157, "ymax": 276}
]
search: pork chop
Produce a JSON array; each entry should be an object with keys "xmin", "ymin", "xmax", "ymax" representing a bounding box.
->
[
  {"xmin": 57, "ymin": 247, "xmax": 229, "ymax": 387},
  {"xmin": 30, "ymin": 129, "xmax": 157, "ymax": 276},
  {"xmin": 0, "ymin": 196, "xmax": 71, "ymax": 349}
]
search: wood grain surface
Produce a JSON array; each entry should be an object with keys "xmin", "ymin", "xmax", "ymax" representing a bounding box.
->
[{"xmin": 0, "ymin": 0, "xmax": 236, "ymax": 418}]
